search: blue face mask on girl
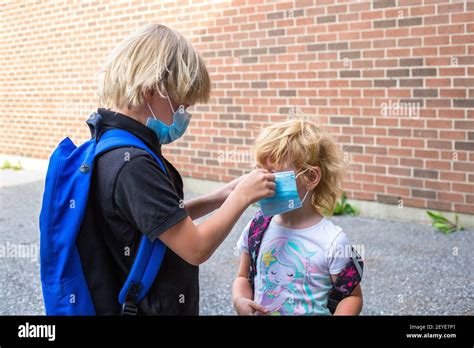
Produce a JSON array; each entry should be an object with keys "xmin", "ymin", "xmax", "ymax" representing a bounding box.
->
[
  {"xmin": 258, "ymin": 169, "xmax": 310, "ymax": 217},
  {"xmin": 146, "ymin": 93, "xmax": 191, "ymax": 145}
]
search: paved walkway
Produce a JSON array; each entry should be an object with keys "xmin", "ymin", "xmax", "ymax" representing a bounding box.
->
[{"xmin": 0, "ymin": 169, "xmax": 472, "ymax": 315}]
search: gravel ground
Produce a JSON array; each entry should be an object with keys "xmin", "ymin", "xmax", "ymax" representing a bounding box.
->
[{"xmin": 0, "ymin": 169, "xmax": 473, "ymax": 315}]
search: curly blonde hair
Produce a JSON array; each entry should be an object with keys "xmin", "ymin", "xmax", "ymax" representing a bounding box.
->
[{"xmin": 254, "ymin": 119, "xmax": 346, "ymax": 215}]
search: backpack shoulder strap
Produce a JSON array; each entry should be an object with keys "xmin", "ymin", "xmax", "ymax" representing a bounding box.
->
[
  {"xmin": 96, "ymin": 129, "xmax": 167, "ymax": 175},
  {"xmin": 247, "ymin": 210, "xmax": 272, "ymax": 290},
  {"xmin": 327, "ymin": 247, "xmax": 364, "ymax": 314},
  {"xmin": 95, "ymin": 129, "xmax": 167, "ymax": 315}
]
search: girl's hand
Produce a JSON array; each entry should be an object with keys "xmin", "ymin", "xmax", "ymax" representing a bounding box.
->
[
  {"xmin": 234, "ymin": 297, "xmax": 268, "ymax": 316},
  {"xmin": 234, "ymin": 169, "xmax": 275, "ymax": 205}
]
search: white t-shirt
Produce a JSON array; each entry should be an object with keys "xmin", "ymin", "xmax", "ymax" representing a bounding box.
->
[{"xmin": 237, "ymin": 217, "xmax": 351, "ymax": 316}]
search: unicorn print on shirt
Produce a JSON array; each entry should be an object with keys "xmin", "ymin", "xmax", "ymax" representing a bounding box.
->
[{"xmin": 255, "ymin": 237, "xmax": 328, "ymax": 315}]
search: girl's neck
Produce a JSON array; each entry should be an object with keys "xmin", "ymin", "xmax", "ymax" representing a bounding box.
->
[{"xmin": 274, "ymin": 202, "xmax": 323, "ymax": 229}]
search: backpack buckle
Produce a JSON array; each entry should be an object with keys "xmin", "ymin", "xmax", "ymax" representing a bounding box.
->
[
  {"xmin": 120, "ymin": 282, "xmax": 141, "ymax": 316},
  {"xmin": 327, "ymin": 297, "xmax": 340, "ymax": 315},
  {"xmin": 121, "ymin": 301, "xmax": 138, "ymax": 316}
]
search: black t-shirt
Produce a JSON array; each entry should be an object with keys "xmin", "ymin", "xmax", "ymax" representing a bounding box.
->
[{"xmin": 77, "ymin": 108, "xmax": 199, "ymax": 315}]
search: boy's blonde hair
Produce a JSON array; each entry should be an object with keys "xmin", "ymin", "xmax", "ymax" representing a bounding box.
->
[
  {"xmin": 99, "ymin": 23, "xmax": 211, "ymax": 109},
  {"xmin": 254, "ymin": 119, "xmax": 346, "ymax": 215}
]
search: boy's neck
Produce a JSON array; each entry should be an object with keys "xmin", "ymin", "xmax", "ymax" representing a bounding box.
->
[{"xmin": 274, "ymin": 203, "xmax": 323, "ymax": 229}]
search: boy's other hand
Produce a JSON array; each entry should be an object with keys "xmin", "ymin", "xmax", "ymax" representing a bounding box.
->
[
  {"xmin": 234, "ymin": 297, "xmax": 268, "ymax": 316},
  {"xmin": 234, "ymin": 169, "xmax": 275, "ymax": 205}
]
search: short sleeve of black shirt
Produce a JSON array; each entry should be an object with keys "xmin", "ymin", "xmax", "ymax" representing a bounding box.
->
[{"xmin": 112, "ymin": 150, "xmax": 188, "ymax": 241}]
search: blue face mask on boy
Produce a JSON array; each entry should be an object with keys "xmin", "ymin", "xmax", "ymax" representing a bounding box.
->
[
  {"xmin": 146, "ymin": 93, "xmax": 191, "ymax": 145},
  {"xmin": 258, "ymin": 169, "xmax": 310, "ymax": 217}
]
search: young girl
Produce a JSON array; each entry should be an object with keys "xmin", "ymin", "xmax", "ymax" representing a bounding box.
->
[{"xmin": 232, "ymin": 119, "xmax": 363, "ymax": 316}]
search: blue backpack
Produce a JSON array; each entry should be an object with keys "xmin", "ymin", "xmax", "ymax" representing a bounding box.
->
[{"xmin": 39, "ymin": 114, "xmax": 167, "ymax": 315}]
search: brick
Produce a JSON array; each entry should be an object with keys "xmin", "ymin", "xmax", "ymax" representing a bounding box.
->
[
  {"xmin": 412, "ymin": 189, "xmax": 436, "ymax": 199},
  {"xmin": 377, "ymin": 194, "xmax": 400, "ymax": 205},
  {"xmin": 268, "ymin": 29, "xmax": 285, "ymax": 36},
  {"xmin": 455, "ymin": 142, "xmax": 474, "ymax": 151},
  {"xmin": 374, "ymin": 79, "xmax": 397, "ymax": 87},
  {"xmin": 400, "ymin": 58, "xmax": 423, "ymax": 66},
  {"xmin": 328, "ymin": 42, "xmax": 349, "ymax": 50},
  {"xmin": 327, "ymin": 4, "xmax": 348, "ymax": 14},
  {"xmin": 241, "ymin": 56, "xmax": 258, "ymax": 64},
  {"xmin": 307, "ymin": 43, "xmax": 326, "ymax": 51},
  {"xmin": 344, "ymin": 145, "xmax": 363, "ymax": 153},
  {"xmin": 414, "ymin": 169, "xmax": 438, "ymax": 179},
  {"xmin": 437, "ymin": 3, "xmax": 465, "ymax": 14},
  {"xmin": 269, "ymin": 46, "xmax": 286, "ymax": 54},
  {"xmin": 454, "ymin": 79, "xmax": 474, "ymax": 87},
  {"xmin": 340, "ymin": 51, "xmax": 361, "ymax": 59},
  {"xmin": 267, "ymin": 11, "xmax": 284, "ymax": 20},
  {"xmin": 413, "ymin": 89, "xmax": 438, "ymax": 97},
  {"xmin": 410, "ymin": 5, "xmax": 436, "ymax": 16},
  {"xmin": 251, "ymin": 81, "xmax": 268, "ymax": 88},
  {"xmin": 398, "ymin": 17, "xmax": 422, "ymax": 27},
  {"xmin": 458, "ymin": 56, "xmax": 474, "ymax": 65},
  {"xmin": 201, "ymin": 35, "xmax": 215, "ymax": 42},
  {"xmin": 453, "ymin": 184, "xmax": 474, "ymax": 194},
  {"xmin": 387, "ymin": 69, "xmax": 410, "ymax": 77},
  {"xmin": 412, "ymin": 68, "xmax": 437, "ymax": 76},
  {"xmin": 340, "ymin": 70, "xmax": 361, "ymax": 78},
  {"xmin": 317, "ymin": 15, "xmax": 337, "ymax": 24},
  {"xmin": 374, "ymin": 19, "xmax": 397, "ymax": 28},
  {"xmin": 219, "ymin": 98, "xmax": 233, "ymax": 104},
  {"xmin": 428, "ymin": 140, "xmax": 452, "ymax": 150},
  {"xmin": 455, "ymin": 121, "xmax": 474, "ymax": 129},
  {"xmin": 227, "ymin": 106, "xmax": 241, "ymax": 113},
  {"xmin": 452, "ymin": 34, "xmax": 474, "ymax": 45},
  {"xmin": 373, "ymin": 0, "xmax": 396, "ymax": 9},
  {"xmin": 452, "ymin": 12, "xmax": 474, "ymax": 23},
  {"xmin": 278, "ymin": 90, "xmax": 296, "ymax": 97},
  {"xmin": 427, "ymin": 201, "xmax": 453, "ymax": 212},
  {"xmin": 424, "ymin": 14, "xmax": 449, "ymax": 25},
  {"xmin": 251, "ymin": 47, "xmax": 267, "ymax": 55},
  {"xmin": 400, "ymin": 79, "xmax": 423, "ymax": 87},
  {"xmin": 413, "ymin": 129, "xmax": 437, "ymax": 138},
  {"xmin": 330, "ymin": 117, "xmax": 351, "ymax": 125},
  {"xmin": 453, "ymin": 99, "xmax": 474, "ymax": 108}
]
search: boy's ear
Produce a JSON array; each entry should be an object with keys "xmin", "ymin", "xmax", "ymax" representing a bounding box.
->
[
  {"xmin": 143, "ymin": 89, "xmax": 154, "ymax": 103},
  {"xmin": 304, "ymin": 166, "xmax": 322, "ymax": 191}
]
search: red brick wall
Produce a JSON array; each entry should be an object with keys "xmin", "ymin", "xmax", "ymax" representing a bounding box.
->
[{"xmin": 1, "ymin": 0, "xmax": 473, "ymax": 214}]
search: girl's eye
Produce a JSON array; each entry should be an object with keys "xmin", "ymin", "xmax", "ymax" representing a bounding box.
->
[
  {"xmin": 287, "ymin": 273, "xmax": 294, "ymax": 277},
  {"xmin": 271, "ymin": 271, "xmax": 276, "ymax": 275}
]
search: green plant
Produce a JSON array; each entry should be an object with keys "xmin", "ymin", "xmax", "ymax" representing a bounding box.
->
[
  {"xmin": 331, "ymin": 192, "xmax": 359, "ymax": 216},
  {"xmin": 427, "ymin": 211, "xmax": 464, "ymax": 234},
  {"xmin": 1, "ymin": 160, "xmax": 22, "ymax": 170}
]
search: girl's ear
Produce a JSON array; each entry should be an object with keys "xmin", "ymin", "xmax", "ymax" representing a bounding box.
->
[{"xmin": 304, "ymin": 166, "xmax": 321, "ymax": 191}]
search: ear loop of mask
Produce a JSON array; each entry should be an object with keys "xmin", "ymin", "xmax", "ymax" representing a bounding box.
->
[
  {"xmin": 295, "ymin": 168, "xmax": 311, "ymax": 205},
  {"xmin": 146, "ymin": 85, "xmax": 177, "ymax": 120},
  {"xmin": 146, "ymin": 102, "xmax": 157, "ymax": 120},
  {"xmin": 164, "ymin": 91, "xmax": 188, "ymax": 117},
  {"xmin": 165, "ymin": 92, "xmax": 176, "ymax": 114}
]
